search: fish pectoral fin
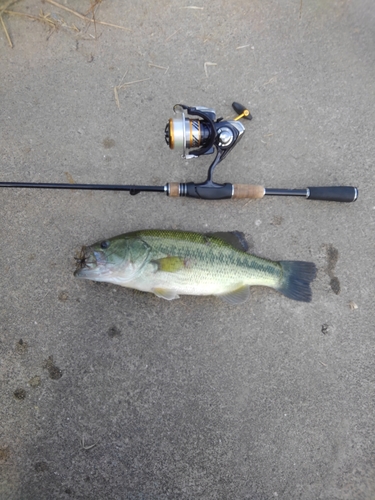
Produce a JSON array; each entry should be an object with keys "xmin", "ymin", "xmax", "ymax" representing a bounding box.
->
[
  {"xmin": 152, "ymin": 256, "xmax": 185, "ymax": 273},
  {"xmin": 218, "ymin": 285, "xmax": 250, "ymax": 305},
  {"xmin": 152, "ymin": 287, "xmax": 180, "ymax": 301}
]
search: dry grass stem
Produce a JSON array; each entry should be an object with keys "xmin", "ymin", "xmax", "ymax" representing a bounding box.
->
[
  {"xmin": 165, "ymin": 29, "xmax": 180, "ymax": 42},
  {"xmin": 236, "ymin": 44, "xmax": 250, "ymax": 50},
  {"xmin": 5, "ymin": 9, "xmax": 79, "ymax": 34},
  {"xmin": 264, "ymin": 76, "xmax": 277, "ymax": 86},
  {"xmin": 118, "ymin": 69, "xmax": 129, "ymax": 86},
  {"xmin": 0, "ymin": 0, "xmax": 19, "ymax": 16},
  {"xmin": 45, "ymin": 0, "xmax": 130, "ymax": 31},
  {"xmin": 0, "ymin": 15, "xmax": 12, "ymax": 47},
  {"xmin": 181, "ymin": 6, "xmax": 204, "ymax": 9},
  {"xmin": 0, "ymin": 0, "xmax": 20, "ymax": 47},
  {"xmin": 81, "ymin": 436, "xmax": 97, "ymax": 451},
  {"xmin": 117, "ymin": 78, "xmax": 150, "ymax": 89},
  {"xmin": 114, "ymin": 86, "xmax": 120, "ymax": 109},
  {"xmin": 114, "ymin": 76, "xmax": 150, "ymax": 109},
  {"xmin": 148, "ymin": 63, "xmax": 169, "ymax": 73},
  {"xmin": 84, "ymin": 0, "xmax": 102, "ymax": 17},
  {"xmin": 242, "ymin": 199, "xmax": 253, "ymax": 208}
]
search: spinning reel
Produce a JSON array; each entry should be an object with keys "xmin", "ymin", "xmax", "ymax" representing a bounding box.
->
[
  {"xmin": 165, "ymin": 102, "xmax": 251, "ymax": 160},
  {"xmin": 164, "ymin": 103, "xmax": 252, "ymax": 199}
]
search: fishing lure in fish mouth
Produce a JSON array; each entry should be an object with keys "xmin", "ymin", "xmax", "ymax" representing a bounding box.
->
[
  {"xmin": 74, "ymin": 229, "xmax": 317, "ymax": 305},
  {"xmin": 75, "ymin": 247, "xmax": 91, "ymax": 269}
]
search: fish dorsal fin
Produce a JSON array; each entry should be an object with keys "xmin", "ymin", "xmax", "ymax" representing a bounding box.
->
[
  {"xmin": 218, "ymin": 285, "xmax": 250, "ymax": 305},
  {"xmin": 206, "ymin": 231, "xmax": 249, "ymax": 252}
]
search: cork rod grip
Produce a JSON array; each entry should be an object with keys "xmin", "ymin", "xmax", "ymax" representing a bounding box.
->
[
  {"xmin": 232, "ymin": 184, "xmax": 265, "ymax": 199},
  {"xmin": 168, "ymin": 182, "xmax": 180, "ymax": 197}
]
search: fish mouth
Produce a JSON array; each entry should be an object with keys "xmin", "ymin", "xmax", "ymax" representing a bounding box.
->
[{"xmin": 74, "ymin": 246, "xmax": 106, "ymax": 278}]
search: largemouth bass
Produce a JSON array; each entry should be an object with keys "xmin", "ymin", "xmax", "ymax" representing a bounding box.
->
[{"xmin": 74, "ymin": 229, "xmax": 316, "ymax": 304}]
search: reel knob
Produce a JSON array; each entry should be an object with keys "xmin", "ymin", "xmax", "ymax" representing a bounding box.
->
[{"xmin": 232, "ymin": 102, "xmax": 252, "ymax": 120}]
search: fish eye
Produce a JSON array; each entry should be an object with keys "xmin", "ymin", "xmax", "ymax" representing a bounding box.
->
[{"xmin": 100, "ymin": 240, "xmax": 110, "ymax": 249}]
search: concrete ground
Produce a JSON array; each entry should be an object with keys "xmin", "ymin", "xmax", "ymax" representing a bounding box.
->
[{"xmin": 1, "ymin": 1, "xmax": 374, "ymax": 499}]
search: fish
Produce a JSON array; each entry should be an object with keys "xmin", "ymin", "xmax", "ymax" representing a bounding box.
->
[{"xmin": 74, "ymin": 229, "xmax": 317, "ymax": 305}]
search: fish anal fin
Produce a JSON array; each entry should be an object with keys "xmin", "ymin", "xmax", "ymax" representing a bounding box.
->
[
  {"xmin": 152, "ymin": 287, "xmax": 180, "ymax": 300},
  {"xmin": 153, "ymin": 256, "xmax": 185, "ymax": 273},
  {"xmin": 206, "ymin": 231, "xmax": 249, "ymax": 252},
  {"xmin": 218, "ymin": 285, "xmax": 250, "ymax": 305}
]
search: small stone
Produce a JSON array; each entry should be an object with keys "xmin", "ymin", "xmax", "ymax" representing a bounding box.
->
[
  {"xmin": 16, "ymin": 339, "xmax": 28, "ymax": 354},
  {"xmin": 29, "ymin": 376, "xmax": 41, "ymax": 388},
  {"xmin": 58, "ymin": 291, "xmax": 69, "ymax": 301},
  {"xmin": 321, "ymin": 324, "xmax": 330, "ymax": 335},
  {"xmin": 14, "ymin": 388, "xmax": 26, "ymax": 400}
]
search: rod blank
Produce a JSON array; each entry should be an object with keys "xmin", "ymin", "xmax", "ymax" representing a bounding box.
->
[{"xmin": 0, "ymin": 182, "xmax": 165, "ymax": 193}]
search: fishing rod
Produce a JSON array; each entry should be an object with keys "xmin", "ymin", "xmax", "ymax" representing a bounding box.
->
[{"xmin": 0, "ymin": 102, "xmax": 358, "ymax": 203}]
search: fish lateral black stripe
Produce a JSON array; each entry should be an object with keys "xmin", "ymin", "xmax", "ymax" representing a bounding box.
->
[{"xmin": 277, "ymin": 261, "xmax": 317, "ymax": 302}]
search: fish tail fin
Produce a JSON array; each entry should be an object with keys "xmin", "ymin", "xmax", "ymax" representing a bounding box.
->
[{"xmin": 277, "ymin": 261, "xmax": 317, "ymax": 302}]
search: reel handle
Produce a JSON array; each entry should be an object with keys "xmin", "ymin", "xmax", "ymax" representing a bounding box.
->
[{"xmin": 232, "ymin": 102, "xmax": 252, "ymax": 120}]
